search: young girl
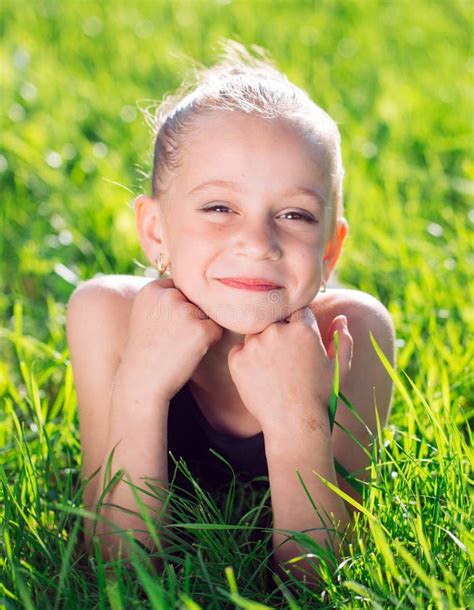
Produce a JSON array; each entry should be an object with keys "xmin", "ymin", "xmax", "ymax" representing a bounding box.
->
[{"xmin": 66, "ymin": 40, "xmax": 395, "ymax": 585}]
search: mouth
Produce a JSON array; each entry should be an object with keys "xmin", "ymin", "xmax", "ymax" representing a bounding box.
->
[{"xmin": 217, "ymin": 277, "xmax": 283, "ymax": 291}]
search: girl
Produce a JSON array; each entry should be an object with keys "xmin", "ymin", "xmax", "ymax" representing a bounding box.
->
[{"xmin": 66, "ymin": 40, "xmax": 395, "ymax": 585}]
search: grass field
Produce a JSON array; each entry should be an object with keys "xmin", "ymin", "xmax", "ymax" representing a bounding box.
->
[{"xmin": 1, "ymin": 0, "xmax": 473, "ymax": 608}]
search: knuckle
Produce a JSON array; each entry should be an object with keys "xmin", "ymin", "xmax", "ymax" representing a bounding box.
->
[
  {"xmin": 293, "ymin": 320, "xmax": 312, "ymax": 336},
  {"xmin": 136, "ymin": 280, "xmax": 162, "ymax": 301},
  {"xmin": 192, "ymin": 319, "xmax": 209, "ymax": 340},
  {"xmin": 176, "ymin": 302, "xmax": 193, "ymax": 319}
]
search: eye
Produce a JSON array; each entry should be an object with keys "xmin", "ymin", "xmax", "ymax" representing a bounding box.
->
[
  {"xmin": 280, "ymin": 211, "xmax": 318, "ymax": 224},
  {"xmin": 201, "ymin": 204, "xmax": 232, "ymax": 214},
  {"xmin": 200, "ymin": 205, "xmax": 318, "ymax": 224}
]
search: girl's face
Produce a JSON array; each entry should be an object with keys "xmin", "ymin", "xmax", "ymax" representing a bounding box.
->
[{"xmin": 158, "ymin": 110, "xmax": 336, "ymax": 334}]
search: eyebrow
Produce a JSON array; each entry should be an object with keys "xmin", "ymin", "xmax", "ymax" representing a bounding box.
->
[{"xmin": 187, "ymin": 179, "xmax": 326, "ymax": 208}]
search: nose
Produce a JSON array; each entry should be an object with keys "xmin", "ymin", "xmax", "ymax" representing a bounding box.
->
[{"xmin": 231, "ymin": 215, "xmax": 282, "ymax": 261}]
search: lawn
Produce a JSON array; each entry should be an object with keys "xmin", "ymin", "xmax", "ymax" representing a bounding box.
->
[{"xmin": 1, "ymin": 0, "xmax": 472, "ymax": 608}]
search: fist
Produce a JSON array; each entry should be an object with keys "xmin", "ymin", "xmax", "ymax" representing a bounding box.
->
[
  {"xmin": 227, "ymin": 307, "xmax": 353, "ymax": 432},
  {"xmin": 122, "ymin": 278, "xmax": 223, "ymax": 402}
]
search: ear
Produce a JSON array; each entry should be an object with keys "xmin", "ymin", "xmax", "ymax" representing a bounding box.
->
[
  {"xmin": 322, "ymin": 217, "xmax": 349, "ymax": 284},
  {"xmin": 134, "ymin": 194, "xmax": 169, "ymax": 266}
]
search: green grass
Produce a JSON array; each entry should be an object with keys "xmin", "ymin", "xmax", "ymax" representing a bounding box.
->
[{"xmin": 1, "ymin": 0, "xmax": 473, "ymax": 607}]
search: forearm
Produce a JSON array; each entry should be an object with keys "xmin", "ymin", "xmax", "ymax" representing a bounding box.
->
[
  {"xmin": 263, "ymin": 408, "xmax": 351, "ymax": 581},
  {"xmin": 86, "ymin": 360, "xmax": 171, "ymax": 562}
]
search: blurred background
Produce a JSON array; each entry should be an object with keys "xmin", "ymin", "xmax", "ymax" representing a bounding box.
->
[
  {"xmin": 1, "ymin": 0, "xmax": 472, "ymax": 417},
  {"xmin": 1, "ymin": 2, "xmax": 472, "ymax": 605}
]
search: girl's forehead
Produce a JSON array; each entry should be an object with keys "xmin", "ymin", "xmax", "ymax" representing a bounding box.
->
[
  {"xmin": 189, "ymin": 109, "xmax": 327, "ymax": 142},
  {"xmin": 180, "ymin": 110, "xmax": 334, "ymax": 176},
  {"xmin": 159, "ymin": 123, "xmax": 331, "ymax": 214}
]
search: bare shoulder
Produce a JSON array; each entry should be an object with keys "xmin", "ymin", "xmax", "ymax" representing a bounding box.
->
[
  {"xmin": 73, "ymin": 273, "xmax": 155, "ymax": 299},
  {"xmin": 310, "ymin": 287, "xmax": 393, "ymax": 319},
  {"xmin": 67, "ymin": 274, "xmax": 155, "ymax": 359},
  {"xmin": 309, "ymin": 288, "xmax": 395, "ymax": 344}
]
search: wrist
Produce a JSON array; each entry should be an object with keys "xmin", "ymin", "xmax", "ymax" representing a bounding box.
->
[
  {"xmin": 260, "ymin": 399, "xmax": 328, "ymax": 432},
  {"xmin": 114, "ymin": 357, "xmax": 172, "ymax": 407},
  {"xmin": 262, "ymin": 404, "xmax": 331, "ymax": 449}
]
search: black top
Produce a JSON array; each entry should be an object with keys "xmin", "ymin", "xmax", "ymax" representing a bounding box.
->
[{"xmin": 167, "ymin": 381, "xmax": 269, "ymax": 494}]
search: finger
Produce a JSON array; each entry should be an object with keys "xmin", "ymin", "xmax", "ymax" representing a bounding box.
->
[
  {"xmin": 196, "ymin": 308, "xmax": 210, "ymax": 320},
  {"xmin": 154, "ymin": 277, "xmax": 175, "ymax": 289},
  {"xmin": 207, "ymin": 319, "xmax": 224, "ymax": 345},
  {"xmin": 286, "ymin": 306, "xmax": 317, "ymax": 328},
  {"xmin": 178, "ymin": 292, "xmax": 210, "ymax": 320},
  {"xmin": 286, "ymin": 307, "xmax": 306, "ymax": 323},
  {"xmin": 284, "ymin": 306, "xmax": 327, "ymax": 356},
  {"xmin": 327, "ymin": 315, "xmax": 353, "ymax": 376},
  {"xmin": 228, "ymin": 342, "xmax": 244, "ymax": 362}
]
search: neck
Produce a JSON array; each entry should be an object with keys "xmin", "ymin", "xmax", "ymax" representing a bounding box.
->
[{"xmin": 190, "ymin": 327, "xmax": 245, "ymax": 391}]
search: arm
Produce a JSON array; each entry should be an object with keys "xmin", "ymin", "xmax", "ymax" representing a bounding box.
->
[
  {"xmin": 264, "ymin": 299, "xmax": 395, "ymax": 585},
  {"xmin": 66, "ymin": 282, "xmax": 172, "ymax": 568},
  {"xmin": 89, "ymin": 357, "xmax": 172, "ymax": 565},
  {"xmin": 264, "ymin": 408, "xmax": 350, "ymax": 584}
]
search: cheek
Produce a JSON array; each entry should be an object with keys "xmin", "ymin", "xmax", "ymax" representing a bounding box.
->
[
  {"xmin": 173, "ymin": 223, "xmax": 232, "ymax": 276},
  {"xmin": 292, "ymin": 247, "xmax": 323, "ymax": 274},
  {"xmin": 297, "ymin": 253, "xmax": 324, "ymax": 297},
  {"xmin": 177, "ymin": 221, "xmax": 226, "ymax": 247},
  {"xmin": 170, "ymin": 224, "xmax": 206, "ymax": 257},
  {"xmin": 168, "ymin": 232, "xmax": 214, "ymax": 289}
]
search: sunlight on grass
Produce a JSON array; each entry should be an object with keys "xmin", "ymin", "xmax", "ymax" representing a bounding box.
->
[{"xmin": 1, "ymin": 0, "xmax": 472, "ymax": 607}]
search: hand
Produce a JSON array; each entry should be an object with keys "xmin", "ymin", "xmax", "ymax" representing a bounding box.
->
[
  {"xmin": 121, "ymin": 278, "xmax": 223, "ymax": 402},
  {"xmin": 227, "ymin": 307, "xmax": 353, "ymax": 433}
]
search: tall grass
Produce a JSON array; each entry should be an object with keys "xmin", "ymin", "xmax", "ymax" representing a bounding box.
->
[{"xmin": 1, "ymin": 0, "xmax": 472, "ymax": 607}]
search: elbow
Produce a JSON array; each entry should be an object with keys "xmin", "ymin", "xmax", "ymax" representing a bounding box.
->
[
  {"xmin": 82, "ymin": 508, "xmax": 131, "ymax": 563},
  {"xmin": 271, "ymin": 552, "xmax": 325, "ymax": 592},
  {"xmin": 82, "ymin": 521, "xmax": 120, "ymax": 563},
  {"xmin": 271, "ymin": 528, "xmax": 349, "ymax": 591},
  {"xmin": 81, "ymin": 485, "xmax": 172, "ymax": 570},
  {"xmin": 82, "ymin": 517, "xmax": 167, "ymax": 575}
]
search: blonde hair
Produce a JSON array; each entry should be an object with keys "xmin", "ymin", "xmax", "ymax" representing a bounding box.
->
[{"xmin": 143, "ymin": 39, "xmax": 345, "ymax": 242}]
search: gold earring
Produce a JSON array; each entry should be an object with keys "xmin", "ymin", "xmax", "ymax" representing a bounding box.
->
[{"xmin": 155, "ymin": 254, "xmax": 169, "ymax": 277}]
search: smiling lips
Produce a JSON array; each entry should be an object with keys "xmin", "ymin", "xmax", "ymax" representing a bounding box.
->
[{"xmin": 217, "ymin": 277, "xmax": 283, "ymax": 291}]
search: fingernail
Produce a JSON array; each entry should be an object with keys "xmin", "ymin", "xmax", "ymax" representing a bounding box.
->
[{"xmin": 341, "ymin": 316, "xmax": 348, "ymax": 329}]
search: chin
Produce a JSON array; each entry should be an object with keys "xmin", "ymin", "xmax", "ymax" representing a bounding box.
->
[
  {"xmin": 202, "ymin": 305, "xmax": 289, "ymax": 335},
  {"xmin": 217, "ymin": 320, "xmax": 270, "ymax": 335}
]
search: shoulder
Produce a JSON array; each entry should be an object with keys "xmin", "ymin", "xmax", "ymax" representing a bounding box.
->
[
  {"xmin": 311, "ymin": 287, "xmax": 393, "ymax": 322},
  {"xmin": 67, "ymin": 273, "xmax": 154, "ymax": 314},
  {"xmin": 66, "ymin": 274, "xmax": 155, "ymax": 359},
  {"xmin": 310, "ymin": 288, "xmax": 395, "ymax": 347},
  {"xmin": 70, "ymin": 273, "xmax": 155, "ymax": 299}
]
